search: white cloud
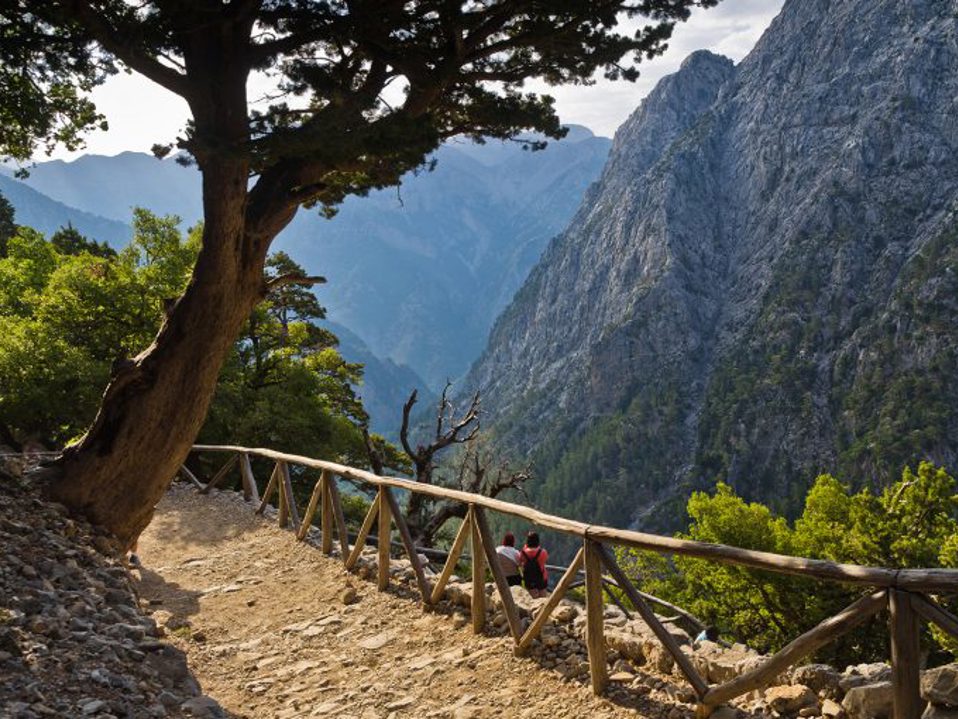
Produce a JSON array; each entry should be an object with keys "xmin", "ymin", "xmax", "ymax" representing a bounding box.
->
[{"xmin": 41, "ymin": 1, "xmax": 784, "ymax": 160}]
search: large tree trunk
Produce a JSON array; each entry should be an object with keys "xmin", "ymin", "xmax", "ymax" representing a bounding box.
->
[
  {"xmin": 32, "ymin": 11, "xmax": 306, "ymax": 549},
  {"xmin": 42, "ymin": 159, "xmax": 270, "ymax": 548}
]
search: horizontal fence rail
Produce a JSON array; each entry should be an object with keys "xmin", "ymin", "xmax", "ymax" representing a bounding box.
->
[{"xmin": 187, "ymin": 444, "xmax": 958, "ymax": 718}]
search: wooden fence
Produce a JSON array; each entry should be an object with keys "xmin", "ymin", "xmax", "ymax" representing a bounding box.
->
[{"xmin": 187, "ymin": 444, "xmax": 958, "ymax": 718}]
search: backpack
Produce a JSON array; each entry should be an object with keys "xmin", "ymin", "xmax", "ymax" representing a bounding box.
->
[{"xmin": 522, "ymin": 548, "xmax": 545, "ymax": 589}]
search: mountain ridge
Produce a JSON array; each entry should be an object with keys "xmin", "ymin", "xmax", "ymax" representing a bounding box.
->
[
  {"xmin": 466, "ymin": 0, "xmax": 958, "ymax": 530},
  {"xmin": 0, "ymin": 174, "xmax": 130, "ymax": 247}
]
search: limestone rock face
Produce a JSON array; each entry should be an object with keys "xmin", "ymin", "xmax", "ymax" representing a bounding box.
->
[{"xmin": 466, "ymin": 0, "xmax": 958, "ymax": 530}]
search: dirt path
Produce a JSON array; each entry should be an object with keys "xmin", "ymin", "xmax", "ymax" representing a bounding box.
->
[{"xmin": 136, "ymin": 484, "xmax": 690, "ymax": 719}]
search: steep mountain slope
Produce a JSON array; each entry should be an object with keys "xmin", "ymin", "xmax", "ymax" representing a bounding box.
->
[
  {"xmin": 0, "ymin": 175, "xmax": 130, "ymax": 247},
  {"xmin": 324, "ymin": 321, "xmax": 433, "ymax": 437},
  {"xmin": 468, "ymin": 0, "xmax": 958, "ymax": 530},
  {"xmin": 18, "ymin": 130, "xmax": 611, "ymax": 387},
  {"xmin": 282, "ymin": 127, "xmax": 611, "ymax": 385}
]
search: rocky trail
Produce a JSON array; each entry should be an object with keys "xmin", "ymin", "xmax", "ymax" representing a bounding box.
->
[{"xmin": 136, "ymin": 484, "xmax": 694, "ymax": 719}]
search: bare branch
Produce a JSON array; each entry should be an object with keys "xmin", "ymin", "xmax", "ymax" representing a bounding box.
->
[
  {"xmin": 55, "ymin": 0, "xmax": 192, "ymax": 99},
  {"xmin": 399, "ymin": 389, "xmax": 419, "ymax": 460},
  {"xmin": 435, "ymin": 381, "xmax": 452, "ymax": 442},
  {"xmin": 431, "ymin": 390, "xmax": 481, "ymax": 452}
]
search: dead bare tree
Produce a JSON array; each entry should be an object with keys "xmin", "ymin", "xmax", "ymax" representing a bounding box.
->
[
  {"xmin": 397, "ymin": 383, "xmax": 531, "ymax": 546},
  {"xmin": 415, "ymin": 441, "xmax": 533, "ymax": 547},
  {"xmin": 400, "ymin": 383, "xmax": 479, "ymax": 540}
]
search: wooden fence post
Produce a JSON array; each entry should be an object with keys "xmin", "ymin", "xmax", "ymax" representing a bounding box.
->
[
  {"xmin": 199, "ymin": 454, "xmax": 238, "ymax": 494},
  {"xmin": 378, "ymin": 486, "xmax": 392, "ymax": 590},
  {"xmin": 598, "ymin": 544, "xmax": 709, "ymax": 700},
  {"xmin": 321, "ymin": 471, "xmax": 334, "ymax": 554},
  {"xmin": 473, "ymin": 505, "xmax": 522, "ymax": 641},
  {"xmin": 239, "ymin": 453, "xmax": 259, "ymax": 503},
  {"xmin": 326, "ymin": 476, "xmax": 350, "ymax": 560},
  {"xmin": 430, "ymin": 510, "xmax": 473, "ymax": 605},
  {"xmin": 277, "ymin": 461, "xmax": 290, "ymax": 528},
  {"xmin": 889, "ymin": 589, "xmax": 923, "ymax": 719},
  {"xmin": 382, "ymin": 487, "xmax": 432, "ymax": 602},
  {"xmin": 584, "ymin": 538, "xmax": 607, "ymax": 695},
  {"xmin": 298, "ymin": 474, "xmax": 325, "ymax": 541},
  {"xmin": 516, "ymin": 547, "xmax": 585, "ymax": 656},
  {"xmin": 345, "ymin": 493, "xmax": 380, "ymax": 571},
  {"xmin": 255, "ymin": 462, "xmax": 280, "ymax": 515},
  {"xmin": 280, "ymin": 461, "xmax": 301, "ymax": 533},
  {"xmin": 179, "ymin": 463, "xmax": 204, "ymax": 490},
  {"xmin": 472, "ymin": 515, "xmax": 486, "ymax": 634}
]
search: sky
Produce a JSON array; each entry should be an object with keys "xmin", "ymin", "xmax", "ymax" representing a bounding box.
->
[{"xmin": 44, "ymin": 0, "xmax": 785, "ymax": 161}]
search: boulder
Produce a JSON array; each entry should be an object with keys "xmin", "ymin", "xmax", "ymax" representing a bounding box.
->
[
  {"xmin": 923, "ymin": 665, "xmax": 958, "ymax": 707},
  {"xmin": 553, "ymin": 603, "xmax": 577, "ymax": 623},
  {"xmin": 605, "ymin": 630, "xmax": 646, "ymax": 665},
  {"xmin": 643, "ymin": 638, "xmax": 675, "ymax": 674},
  {"xmin": 693, "ymin": 640, "xmax": 762, "ymax": 685},
  {"xmin": 841, "ymin": 664, "xmax": 891, "ymax": 693},
  {"xmin": 924, "ymin": 707, "xmax": 958, "ymax": 719},
  {"xmin": 842, "ymin": 682, "xmax": 894, "ymax": 719},
  {"xmin": 791, "ymin": 663, "xmax": 843, "ymax": 699},
  {"xmin": 765, "ymin": 684, "xmax": 817, "ymax": 714},
  {"xmin": 735, "ymin": 655, "xmax": 788, "ymax": 686},
  {"xmin": 821, "ymin": 698, "xmax": 845, "ymax": 718}
]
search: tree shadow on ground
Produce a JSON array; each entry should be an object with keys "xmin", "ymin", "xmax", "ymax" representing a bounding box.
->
[
  {"xmin": 136, "ymin": 564, "xmax": 204, "ymax": 625},
  {"xmin": 145, "ymin": 485, "xmax": 262, "ymax": 551}
]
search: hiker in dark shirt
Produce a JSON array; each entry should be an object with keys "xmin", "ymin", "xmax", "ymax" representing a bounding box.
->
[{"xmin": 518, "ymin": 531, "xmax": 549, "ymax": 598}]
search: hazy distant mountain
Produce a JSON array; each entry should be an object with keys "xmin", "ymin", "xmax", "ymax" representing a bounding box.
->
[
  {"xmin": 16, "ymin": 128, "xmax": 611, "ymax": 387},
  {"xmin": 325, "ymin": 321, "xmax": 433, "ymax": 438},
  {"xmin": 281, "ymin": 127, "xmax": 611, "ymax": 385},
  {"xmin": 0, "ymin": 174, "xmax": 130, "ymax": 246},
  {"xmin": 467, "ymin": 0, "xmax": 958, "ymax": 531},
  {"xmin": 17, "ymin": 152, "xmax": 202, "ymax": 225}
]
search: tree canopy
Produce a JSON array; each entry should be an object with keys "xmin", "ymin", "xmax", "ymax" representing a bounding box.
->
[
  {"xmin": 0, "ymin": 1, "xmax": 109, "ymax": 164},
  {"xmin": 51, "ymin": 222, "xmax": 116, "ymax": 258},
  {"xmin": 0, "ymin": 191, "xmax": 14, "ymax": 255},
  {"xmin": 0, "ymin": 207, "xmax": 384, "ymax": 471},
  {"xmin": 13, "ymin": 1, "xmax": 720, "ymax": 206}
]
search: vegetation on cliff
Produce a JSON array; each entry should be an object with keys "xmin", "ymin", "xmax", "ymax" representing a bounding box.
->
[{"xmin": 620, "ymin": 462, "xmax": 958, "ymax": 664}]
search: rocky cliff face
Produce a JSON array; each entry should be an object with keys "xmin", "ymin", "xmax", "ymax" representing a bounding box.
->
[{"xmin": 468, "ymin": 0, "xmax": 958, "ymax": 530}]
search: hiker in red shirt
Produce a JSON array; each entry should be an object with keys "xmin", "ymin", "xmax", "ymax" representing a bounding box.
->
[{"xmin": 518, "ymin": 531, "xmax": 549, "ymax": 598}]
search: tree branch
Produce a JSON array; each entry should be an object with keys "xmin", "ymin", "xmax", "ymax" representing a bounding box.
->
[
  {"xmin": 54, "ymin": 0, "xmax": 193, "ymax": 99},
  {"xmin": 399, "ymin": 389, "xmax": 419, "ymax": 460},
  {"xmin": 264, "ymin": 273, "xmax": 326, "ymax": 293}
]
